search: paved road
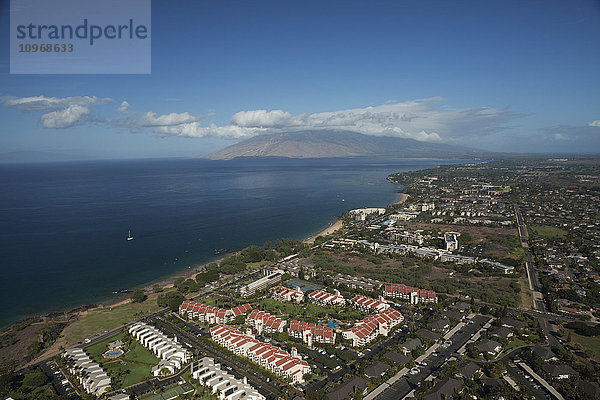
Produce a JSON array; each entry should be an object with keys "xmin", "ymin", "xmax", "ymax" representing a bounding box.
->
[
  {"xmin": 153, "ymin": 313, "xmax": 290, "ymax": 400},
  {"xmin": 373, "ymin": 315, "xmax": 491, "ymax": 400}
]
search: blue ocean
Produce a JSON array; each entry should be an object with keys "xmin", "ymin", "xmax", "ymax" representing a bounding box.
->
[{"xmin": 0, "ymin": 157, "xmax": 461, "ymax": 327}]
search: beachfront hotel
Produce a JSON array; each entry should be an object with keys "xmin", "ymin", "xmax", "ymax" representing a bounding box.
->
[
  {"xmin": 342, "ymin": 308, "xmax": 404, "ymax": 347},
  {"xmin": 129, "ymin": 322, "xmax": 191, "ymax": 376},
  {"xmin": 240, "ymin": 269, "xmax": 285, "ymax": 297},
  {"xmin": 191, "ymin": 357, "xmax": 265, "ymax": 400},
  {"xmin": 209, "ymin": 324, "xmax": 311, "ymax": 384}
]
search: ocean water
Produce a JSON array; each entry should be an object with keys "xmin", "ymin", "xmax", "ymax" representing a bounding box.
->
[{"xmin": 0, "ymin": 157, "xmax": 462, "ymax": 327}]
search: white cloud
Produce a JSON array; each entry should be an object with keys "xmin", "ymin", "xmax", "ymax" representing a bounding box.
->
[
  {"xmin": 589, "ymin": 120, "xmax": 600, "ymax": 127},
  {"xmin": 553, "ymin": 133, "xmax": 568, "ymax": 140},
  {"xmin": 137, "ymin": 111, "xmax": 203, "ymax": 127},
  {"xmin": 230, "ymin": 110, "xmax": 293, "ymax": 127},
  {"xmin": 2, "ymin": 95, "xmax": 519, "ymax": 144},
  {"xmin": 117, "ymin": 101, "xmax": 131, "ymax": 114},
  {"xmin": 213, "ymin": 99, "xmax": 516, "ymax": 142},
  {"xmin": 40, "ymin": 105, "xmax": 91, "ymax": 129},
  {"xmin": 3, "ymin": 95, "xmax": 110, "ymax": 111},
  {"xmin": 3, "ymin": 95, "xmax": 111, "ymax": 129},
  {"xmin": 154, "ymin": 122, "xmax": 267, "ymax": 139}
]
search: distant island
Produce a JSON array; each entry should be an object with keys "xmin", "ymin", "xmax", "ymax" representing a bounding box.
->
[{"xmin": 204, "ymin": 130, "xmax": 481, "ymax": 160}]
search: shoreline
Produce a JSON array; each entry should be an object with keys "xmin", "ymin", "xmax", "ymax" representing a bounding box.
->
[{"xmin": 3, "ymin": 192, "xmax": 413, "ymax": 330}]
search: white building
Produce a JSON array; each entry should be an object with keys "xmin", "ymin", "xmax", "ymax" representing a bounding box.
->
[
  {"xmin": 240, "ymin": 270, "xmax": 284, "ymax": 297},
  {"xmin": 191, "ymin": 357, "xmax": 265, "ymax": 400},
  {"xmin": 129, "ymin": 323, "xmax": 191, "ymax": 376},
  {"xmin": 349, "ymin": 208, "xmax": 386, "ymax": 221},
  {"xmin": 270, "ymin": 285, "xmax": 304, "ymax": 303},
  {"xmin": 63, "ymin": 348, "xmax": 111, "ymax": 396}
]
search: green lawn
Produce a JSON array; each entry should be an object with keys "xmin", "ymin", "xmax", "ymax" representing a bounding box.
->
[
  {"xmin": 85, "ymin": 331, "xmax": 128, "ymax": 358},
  {"xmin": 63, "ymin": 295, "xmax": 163, "ymax": 346},
  {"xmin": 570, "ymin": 331, "xmax": 600, "ymax": 361},
  {"xmin": 259, "ymin": 298, "xmax": 364, "ymax": 322},
  {"xmin": 528, "ymin": 225, "xmax": 568, "ymax": 240}
]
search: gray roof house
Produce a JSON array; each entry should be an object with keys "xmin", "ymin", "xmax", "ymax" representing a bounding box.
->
[
  {"xmin": 532, "ymin": 345, "xmax": 558, "ymax": 362},
  {"xmin": 364, "ymin": 361, "xmax": 391, "ymax": 379},
  {"xmin": 476, "ymin": 339, "xmax": 502, "ymax": 355},
  {"xmin": 423, "ymin": 377, "xmax": 462, "ymax": 400},
  {"xmin": 401, "ymin": 338, "xmax": 422, "ymax": 354},
  {"xmin": 543, "ymin": 364, "xmax": 579, "ymax": 380}
]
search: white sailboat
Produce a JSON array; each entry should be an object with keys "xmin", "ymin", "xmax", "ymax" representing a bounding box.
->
[{"xmin": 127, "ymin": 230, "xmax": 134, "ymax": 241}]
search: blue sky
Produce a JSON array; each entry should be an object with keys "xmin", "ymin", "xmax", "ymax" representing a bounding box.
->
[{"xmin": 1, "ymin": 0, "xmax": 600, "ymax": 161}]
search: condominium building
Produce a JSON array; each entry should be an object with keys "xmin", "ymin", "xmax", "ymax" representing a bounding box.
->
[
  {"xmin": 383, "ymin": 283, "xmax": 438, "ymax": 304},
  {"xmin": 209, "ymin": 324, "xmax": 311, "ymax": 384},
  {"xmin": 129, "ymin": 323, "xmax": 191, "ymax": 376},
  {"xmin": 245, "ymin": 309, "xmax": 287, "ymax": 334},
  {"xmin": 288, "ymin": 320, "xmax": 336, "ymax": 347},
  {"xmin": 342, "ymin": 308, "xmax": 403, "ymax": 347},
  {"xmin": 191, "ymin": 357, "xmax": 265, "ymax": 400},
  {"xmin": 63, "ymin": 348, "xmax": 111, "ymax": 396},
  {"xmin": 179, "ymin": 301, "xmax": 252, "ymax": 324},
  {"xmin": 270, "ymin": 285, "xmax": 304, "ymax": 303},
  {"xmin": 307, "ymin": 290, "xmax": 346, "ymax": 307},
  {"xmin": 349, "ymin": 295, "xmax": 390, "ymax": 313}
]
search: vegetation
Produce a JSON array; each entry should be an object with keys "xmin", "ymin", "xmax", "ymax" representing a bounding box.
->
[
  {"xmin": 0, "ymin": 366, "xmax": 57, "ymax": 400},
  {"xmin": 157, "ymin": 290, "xmax": 185, "ymax": 312},
  {"xmin": 528, "ymin": 224, "xmax": 568, "ymax": 240},
  {"xmin": 26, "ymin": 322, "xmax": 67, "ymax": 360},
  {"xmin": 131, "ymin": 288, "xmax": 147, "ymax": 303}
]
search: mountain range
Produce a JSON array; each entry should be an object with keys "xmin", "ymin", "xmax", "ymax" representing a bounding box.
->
[{"xmin": 205, "ymin": 130, "xmax": 481, "ymax": 160}]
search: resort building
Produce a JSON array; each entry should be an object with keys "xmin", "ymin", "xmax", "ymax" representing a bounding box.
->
[
  {"xmin": 245, "ymin": 309, "xmax": 287, "ymax": 334},
  {"xmin": 349, "ymin": 295, "xmax": 390, "ymax": 313},
  {"xmin": 288, "ymin": 320, "xmax": 336, "ymax": 347},
  {"xmin": 209, "ymin": 324, "xmax": 311, "ymax": 384},
  {"xmin": 478, "ymin": 259, "xmax": 515, "ymax": 274},
  {"xmin": 333, "ymin": 274, "xmax": 382, "ymax": 292},
  {"xmin": 308, "ymin": 290, "xmax": 346, "ymax": 307},
  {"xmin": 240, "ymin": 269, "xmax": 284, "ymax": 297},
  {"xmin": 129, "ymin": 322, "xmax": 191, "ymax": 376},
  {"xmin": 270, "ymin": 285, "xmax": 304, "ymax": 303},
  {"xmin": 179, "ymin": 301, "xmax": 252, "ymax": 324},
  {"xmin": 63, "ymin": 348, "xmax": 111, "ymax": 396},
  {"xmin": 349, "ymin": 208, "xmax": 386, "ymax": 221},
  {"xmin": 444, "ymin": 232, "xmax": 460, "ymax": 251},
  {"xmin": 342, "ymin": 308, "xmax": 404, "ymax": 347},
  {"xmin": 383, "ymin": 284, "xmax": 438, "ymax": 304},
  {"xmin": 191, "ymin": 357, "xmax": 265, "ymax": 400}
]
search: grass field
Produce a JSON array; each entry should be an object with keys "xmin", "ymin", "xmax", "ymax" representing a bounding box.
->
[
  {"xmin": 85, "ymin": 331, "xmax": 159, "ymax": 389},
  {"xmin": 528, "ymin": 225, "xmax": 568, "ymax": 240},
  {"xmin": 62, "ymin": 294, "xmax": 163, "ymax": 346},
  {"xmin": 139, "ymin": 383, "xmax": 192, "ymax": 400},
  {"xmin": 569, "ymin": 331, "xmax": 600, "ymax": 361},
  {"xmin": 258, "ymin": 298, "xmax": 364, "ymax": 322}
]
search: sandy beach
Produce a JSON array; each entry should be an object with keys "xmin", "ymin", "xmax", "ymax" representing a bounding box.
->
[
  {"xmin": 393, "ymin": 192, "xmax": 409, "ymax": 205},
  {"xmin": 304, "ymin": 219, "xmax": 344, "ymax": 244}
]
